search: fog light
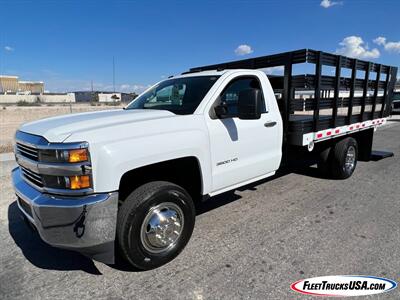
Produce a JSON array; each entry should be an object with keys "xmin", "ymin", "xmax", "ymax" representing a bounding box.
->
[
  {"xmin": 68, "ymin": 149, "xmax": 89, "ymax": 163},
  {"xmin": 69, "ymin": 175, "xmax": 91, "ymax": 189}
]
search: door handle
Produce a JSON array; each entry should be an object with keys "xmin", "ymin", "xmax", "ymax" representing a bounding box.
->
[{"xmin": 264, "ymin": 121, "xmax": 277, "ymax": 127}]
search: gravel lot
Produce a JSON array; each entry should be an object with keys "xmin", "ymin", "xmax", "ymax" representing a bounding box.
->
[{"xmin": 1, "ymin": 117, "xmax": 399, "ymax": 299}]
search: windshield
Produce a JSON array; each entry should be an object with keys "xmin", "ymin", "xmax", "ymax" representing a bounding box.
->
[{"xmin": 126, "ymin": 76, "xmax": 220, "ymax": 115}]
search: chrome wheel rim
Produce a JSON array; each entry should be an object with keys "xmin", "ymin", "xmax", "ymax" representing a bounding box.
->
[
  {"xmin": 140, "ymin": 202, "xmax": 184, "ymax": 254},
  {"xmin": 345, "ymin": 145, "xmax": 356, "ymax": 172}
]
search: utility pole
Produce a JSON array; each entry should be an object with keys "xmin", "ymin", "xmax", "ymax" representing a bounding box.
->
[
  {"xmin": 113, "ymin": 56, "xmax": 115, "ymax": 93},
  {"xmin": 90, "ymin": 80, "xmax": 97, "ymax": 103}
]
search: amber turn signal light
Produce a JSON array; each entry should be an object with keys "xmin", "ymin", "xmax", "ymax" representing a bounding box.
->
[
  {"xmin": 69, "ymin": 175, "xmax": 91, "ymax": 189},
  {"xmin": 68, "ymin": 149, "xmax": 89, "ymax": 163}
]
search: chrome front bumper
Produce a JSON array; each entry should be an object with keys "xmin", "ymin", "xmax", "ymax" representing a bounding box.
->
[{"xmin": 12, "ymin": 167, "xmax": 118, "ymax": 264}]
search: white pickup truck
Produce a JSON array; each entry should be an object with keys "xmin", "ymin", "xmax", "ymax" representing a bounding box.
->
[{"xmin": 12, "ymin": 49, "xmax": 397, "ymax": 270}]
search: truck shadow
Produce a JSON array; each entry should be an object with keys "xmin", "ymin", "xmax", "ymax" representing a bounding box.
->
[
  {"xmin": 8, "ymin": 201, "xmax": 102, "ymax": 275},
  {"xmin": 195, "ymin": 164, "xmax": 321, "ymax": 216},
  {"xmin": 6, "ymin": 163, "xmax": 327, "ymax": 274},
  {"xmin": 196, "ymin": 151, "xmax": 394, "ymax": 216}
]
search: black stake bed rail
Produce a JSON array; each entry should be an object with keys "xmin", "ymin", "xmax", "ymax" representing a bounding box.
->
[{"xmin": 188, "ymin": 49, "xmax": 398, "ymax": 146}]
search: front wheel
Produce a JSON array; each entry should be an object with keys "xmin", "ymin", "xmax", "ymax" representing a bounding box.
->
[
  {"xmin": 116, "ymin": 181, "xmax": 195, "ymax": 270},
  {"xmin": 331, "ymin": 137, "xmax": 358, "ymax": 179}
]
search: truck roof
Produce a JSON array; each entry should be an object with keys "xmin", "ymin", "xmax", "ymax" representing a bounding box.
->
[
  {"xmin": 175, "ymin": 70, "xmax": 227, "ymax": 78},
  {"xmin": 176, "ymin": 69, "xmax": 267, "ymax": 79}
]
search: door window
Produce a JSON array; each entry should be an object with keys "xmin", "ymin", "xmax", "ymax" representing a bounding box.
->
[{"xmin": 218, "ymin": 77, "xmax": 266, "ymax": 118}]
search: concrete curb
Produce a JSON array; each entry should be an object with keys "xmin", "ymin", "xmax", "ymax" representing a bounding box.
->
[{"xmin": 0, "ymin": 153, "xmax": 15, "ymax": 162}]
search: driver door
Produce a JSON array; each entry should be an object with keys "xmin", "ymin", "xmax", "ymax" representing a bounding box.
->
[{"xmin": 206, "ymin": 75, "xmax": 281, "ymax": 193}]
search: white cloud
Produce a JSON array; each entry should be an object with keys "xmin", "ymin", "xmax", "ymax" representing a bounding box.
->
[
  {"xmin": 132, "ymin": 84, "xmax": 152, "ymax": 93},
  {"xmin": 262, "ymin": 66, "xmax": 284, "ymax": 75},
  {"xmin": 234, "ymin": 44, "xmax": 253, "ymax": 56},
  {"xmin": 101, "ymin": 83, "xmax": 152, "ymax": 93},
  {"xmin": 336, "ymin": 36, "xmax": 380, "ymax": 59},
  {"xmin": 4, "ymin": 46, "xmax": 14, "ymax": 52},
  {"xmin": 373, "ymin": 36, "xmax": 400, "ymax": 53},
  {"xmin": 119, "ymin": 84, "xmax": 131, "ymax": 91},
  {"xmin": 43, "ymin": 79, "xmax": 150, "ymax": 93},
  {"xmin": 381, "ymin": 41, "xmax": 400, "ymax": 53},
  {"xmin": 320, "ymin": 0, "xmax": 342, "ymax": 8},
  {"xmin": 44, "ymin": 79, "xmax": 95, "ymax": 93},
  {"xmin": 373, "ymin": 36, "xmax": 386, "ymax": 46}
]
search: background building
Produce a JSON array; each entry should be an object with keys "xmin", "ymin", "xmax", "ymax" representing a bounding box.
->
[
  {"xmin": 0, "ymin": 76, "xmax": 19, "ymax": 93},
  {"xmin": 0, "ymin": 75, "xmax": 44, "ymax": 94},
  {"xmin": 18, "ymin": 81, "xmax": 44, "ymax": 94},
  {"xmin": 98, "ymin": 92, "xmax": 122, "ymax": 103},
  {"xmin": 74, "ymin": 91, "xmax": 137, "ymax": 103}
]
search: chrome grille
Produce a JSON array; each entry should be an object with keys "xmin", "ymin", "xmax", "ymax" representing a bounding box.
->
[
  {"xmin": 15, "ymin": 130, "xmax": 92, "ymax": 195},
  {"xmin": 20, "ymin": 166, "xmax": 44, "ymax": 188},
  {"xmin": 16, "ymin": 142, "xmax": 39, "ymax": 161}
]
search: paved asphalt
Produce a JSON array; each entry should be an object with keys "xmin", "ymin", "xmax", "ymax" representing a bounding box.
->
[{"xmin": 1, "ymin": 117, "xmax": 400, "ymax": 300}]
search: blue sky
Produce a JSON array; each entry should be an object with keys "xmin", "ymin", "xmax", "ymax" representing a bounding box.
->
[{"xmin": 0, "ymin": 0, "xmax": 399, "ymax": 93}]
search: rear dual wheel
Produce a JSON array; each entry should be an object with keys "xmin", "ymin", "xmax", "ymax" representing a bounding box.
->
[{"xmin": 317, "ymin": 137, "xmax": 358, "ymax": 179}]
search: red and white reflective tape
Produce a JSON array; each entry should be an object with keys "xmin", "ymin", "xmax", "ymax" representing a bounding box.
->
[{"xmin": 313, "ymin": 118, "xmax": 387, "ymax": 141}]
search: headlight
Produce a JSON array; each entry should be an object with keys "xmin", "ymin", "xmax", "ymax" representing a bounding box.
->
[
  {"xmin": 38, "ymin": 145, "xmax": 92, "ymax": 191},
  {"xmin": 15, "ymin": 132, "xmax": 93, "ymax": 194},
  {"xmin": 39, "ymin": 148, "xmax": 89, "ymax": 163},
  {"xmin": 66, "ymin": 149, "xmax": 89, "ymax": 163}
]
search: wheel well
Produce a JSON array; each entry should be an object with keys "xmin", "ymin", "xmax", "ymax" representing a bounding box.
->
[{"xmin": 118, "ymin": 157, "xmax": 203, "ymax": 202}]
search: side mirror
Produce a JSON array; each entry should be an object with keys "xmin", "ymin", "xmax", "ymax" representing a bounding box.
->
[
  {"xmin": 238, "ymin": 89, "xmax": 262, "ymax": 120},
  {"xmin": 214, "ymin": 100, "xmax": 228, "ymax": 118}
]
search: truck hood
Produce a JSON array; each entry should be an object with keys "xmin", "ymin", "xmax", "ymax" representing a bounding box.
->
[{"xmin": 19, "ymin": 109, "xmax": 176, "ymax": 143}]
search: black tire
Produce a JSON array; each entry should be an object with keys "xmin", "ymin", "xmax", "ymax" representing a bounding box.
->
[
  {"xmin": 116, "ymin": 181, "xmax": 195, "ymax": 270},
  {"xmin": 331, "ymin": 137, "xmax": 358, "ymax": 179}
]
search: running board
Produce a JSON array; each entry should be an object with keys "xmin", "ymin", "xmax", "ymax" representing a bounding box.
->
[{"xmin": 370, "ymin": 150, "xmax": 394, "ymax": 161}]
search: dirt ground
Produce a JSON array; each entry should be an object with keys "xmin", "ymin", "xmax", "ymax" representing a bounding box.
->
[{"xmin": 0, "ymin": 104, "xmax": 120, "ymax": 153}]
